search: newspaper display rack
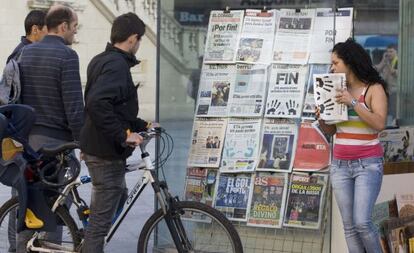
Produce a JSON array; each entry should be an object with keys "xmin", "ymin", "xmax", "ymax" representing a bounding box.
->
[{"xmin": 184, "ymin": 6, "xmax": 354, "ymax": 252}]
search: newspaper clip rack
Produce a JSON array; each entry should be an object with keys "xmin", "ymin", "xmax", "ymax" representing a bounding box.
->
[
  {"xmin": 261, "ymin": 6, "xmax": 268, "ymax": 13},
  {"xmin": 223, "ymin": 6, "xmax": 231, "ymax": 13}
]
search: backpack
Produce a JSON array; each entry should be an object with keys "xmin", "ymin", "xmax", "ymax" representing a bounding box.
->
[{"xmin": 0, "ymin": 54, "xmax": 22, "ymax": 105}]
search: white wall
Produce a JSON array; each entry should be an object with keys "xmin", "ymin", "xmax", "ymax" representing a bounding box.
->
[{"xmin": 331, "ymin": 173, "xmax": 414, "ymax": 252}]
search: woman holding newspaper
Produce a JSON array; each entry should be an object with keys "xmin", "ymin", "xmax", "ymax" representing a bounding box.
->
[{"xmin": 317, "ymin": 38, "xmax": 388, "ymax": 253}]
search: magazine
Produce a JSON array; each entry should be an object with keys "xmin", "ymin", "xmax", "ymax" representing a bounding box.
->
[
  {"xmin": 389, "ymin": 226, "xmax": 409, "ymax": 253},
  {"xmin": 204, "ymin": 10, "xmax": 244, "ymax": 63},
  {"xmin": 372, "ymin": 199, "xmax": 398, "ymax": 231},
  {"xmin": 302, "ymin": 64, "xmax": 331, "ymax": 120},
  {"xmin": 214, "ymin": 173, "xmax": 254, "ymax": 221},
  {"xmin": 228, "ymin": 64, "xmax": 268, "ymax": 117},
  {"xmin": 247, "ymin": 172, "xmax": 288, "ymax": 228},
  {"xmin": 236, "ymin": 9, "xmax": 278, "ymax": 64},
  {"xmin": 221, "ymin": 118, "xmax": 261, "ymax": 173},
  {"xmin": 379, "ymin": 127, "xmax": 414, "ymax": 163},
  {"xmin": 265, "ymin": 64, "xmax": 308, "ymax": 118},
  {"xmin": 308, "ymin": 8, "xmax": 354, "ymax": 64},
  {"xmin": 313, "ymin": 73, "xmax": 348, "ymax": 124},
  {"xmin": 272, "ymin": 8, "xmax": 315, "ymax": 64},
  {"xmin": 396, "ymin": 193, "xmax": 414, "ymax": 218},
  {"xmin": 293, "ymin": 122, "xmax": 331, "ymax": 172},
  {"xmin": 283, "ymin": 172, "xmax": 328, "ymax": 229},
  {"xmin": 196, "ymin": 64, "xmax": 236, "ymax": 117},
  {"xmin": 184, "ymin": 167, "xmax": 218, "ymax": 207},
  {"xmin": 187, "ymin": 118, "xmax": 227, "ymax": 168},
  {"xmin": 382, "ymin": 216, "xmax": 414, "ymax": 253},
  {"xmin": 257, "ymin": 118, "xmax": 298, "ymax": 173}
]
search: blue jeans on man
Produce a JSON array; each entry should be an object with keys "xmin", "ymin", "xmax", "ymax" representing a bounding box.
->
[{"xmin": 331, "ymin": 157, "xmax": 384, "ymax": 253}]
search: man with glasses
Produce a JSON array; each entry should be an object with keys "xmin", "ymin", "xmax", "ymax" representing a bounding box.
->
[{"xmin": 19, "ymin": 4, "xmax": 83, "ymax": 150}]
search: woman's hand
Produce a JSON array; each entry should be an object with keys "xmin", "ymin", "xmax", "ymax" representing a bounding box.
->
[
  {"xmin": 335, "ymin": 88, "xmax": 354, "ymax": 106},
  {"xmin": 315, "ymin": 105, "xmax": 337, "ymax": 136},
  {"xmin": 315, "ymin": 106, "xmax": 321, "ymax": 120}
]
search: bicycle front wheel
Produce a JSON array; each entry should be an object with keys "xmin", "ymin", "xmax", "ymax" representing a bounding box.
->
[
  {"xmin": 0, "ymin": 197, "xmax": 81, "ymax": 253},
  {"xmin": 138, "ymin": 201, "xmax": 243, "ymax": 253}
]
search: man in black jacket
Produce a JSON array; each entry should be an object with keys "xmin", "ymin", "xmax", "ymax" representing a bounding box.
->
[{"xmin": 80, "ymin": 13, "xmax": 149, "ymax": 252}]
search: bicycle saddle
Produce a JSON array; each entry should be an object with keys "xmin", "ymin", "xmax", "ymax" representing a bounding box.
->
[{"xmin": 39, "ymin": 141, "xmax": 80, "ymax": 157}]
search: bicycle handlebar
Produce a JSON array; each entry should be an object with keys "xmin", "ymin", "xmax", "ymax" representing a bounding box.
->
[{"xmin": 138, "ymin": 127, "xmax": 164, "ymax": 140}]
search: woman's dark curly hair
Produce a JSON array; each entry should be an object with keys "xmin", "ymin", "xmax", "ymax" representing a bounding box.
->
[{"xmin": 332, "ymin": 38, "xmax": 388, "ymax": 96}]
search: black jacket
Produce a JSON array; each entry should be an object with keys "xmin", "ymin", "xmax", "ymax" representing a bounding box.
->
[{"xmin": 80, "ymin": 44, "xmax": 148, "ymax": 160}]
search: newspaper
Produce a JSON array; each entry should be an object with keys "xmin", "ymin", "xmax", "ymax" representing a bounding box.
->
[
  {"xmin": 265, "ymin": 64, "xmax": 308, "ymax": 118},
  {"xmin": 302, "ymin": 64, "xmax": 331, "ymax": 120},
  {"xmin": 272, "ymin": 9, "xmax": 315, "ymax": 64},
  {"xmin": 379, "ymin": 126, "xmax": 414, "ymax": 163},
  {"xmin": 257, "ymin": 118, "xmax": 298, "ymax": 172},
  {"xmin": 313, "ymin": 73, "xmax": 348, "ymax": 124},
  {"xmin": 214, "ymin": 173, "xmax": 254, "ymax": 221},
  {"xmin": 247, "ymin": 172, "xmax": 288, "ymax": 228},
  {"xmin": 221, "ymin": 118, "xmax": 262, "ymax": 173},
  {"xmin": 283, "ymin": 172, "xmax": 328, "ymax": 229},
  {"xmin": 196, "ymin": 64, "xmax": 236, "ymax": 117},
  {"xmin": 293, "ymin": 122, "xmax": 331, "ymax": 172},
  {"xmin": 187, "ymin": 118, "xmax": 227, "ymax": 168},
  {"xmin": 228, "ymin": 64, "xmax": 268, "ymax": 117},
  {"xmin": 204, "ymin": 10, "xmax": 244, "ymax": 63},
  {"xmin": 236, "ymin": 9, "xmax": 279, "ymax": 64},
  {"xmin": 396, "ymin": 193, "xmax": 414, "ymax": 218},
  {"xmin": 184, "ymin": 167, "xmax": 218, "ymax": 207},
  {"xmin": 182, "ymin": 168, "xmax": 219, "ymax": 222},
  {"xmin": 309, "ymin": 8, "xmax": 354, "ymax": 64},
  {"xmin": 184, "ymin": 167, "xmax": 206, "ymax": 202}
]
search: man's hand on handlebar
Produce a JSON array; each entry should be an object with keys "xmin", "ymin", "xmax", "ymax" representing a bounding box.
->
[{"xmin": 126, "ymin": 131, "xmax": 144, "ymax": 147}]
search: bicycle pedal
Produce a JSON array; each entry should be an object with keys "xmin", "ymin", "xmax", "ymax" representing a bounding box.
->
[{"xmin": 25, "ymin": 209, "xmax": 44, "ymax": 229}]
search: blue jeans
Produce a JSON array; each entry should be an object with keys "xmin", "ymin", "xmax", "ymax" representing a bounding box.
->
[
  {"xmin": 15, "ymin": 135, "xmax": 70, "ymax": 253},
  {"xmin": 82, "ymin": 154, "xmax": 127, "ymax": 253},
  {"xmin": 331, "ymin": 157, "xmax": 384, "ymax": 253}
]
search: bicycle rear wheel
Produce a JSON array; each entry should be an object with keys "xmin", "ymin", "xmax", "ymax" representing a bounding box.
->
[
  {"xmin": 0, "ymin": 197, "xmax": 81, "ymax": 253},
  {"xmin": 138, "ymin": 201, "xmax": 243, "ymax": 253}
]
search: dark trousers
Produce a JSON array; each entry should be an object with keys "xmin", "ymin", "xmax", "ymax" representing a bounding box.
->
[
  {"xmin": 82, "ymin": 153, "xmax": 127, "ymax": 253},
  {"xmin": 15, "ymin": 135, "xmax": 69, "ymax": 253}
]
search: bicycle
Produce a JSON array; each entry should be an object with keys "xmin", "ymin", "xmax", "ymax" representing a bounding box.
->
[{"xmin": 0, "ymin": 126, "xmax": 243, "ymax": 253}]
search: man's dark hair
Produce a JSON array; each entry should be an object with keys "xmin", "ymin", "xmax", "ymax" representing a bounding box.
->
[
  {"xmin": 387, "ymin": 44, "xmax": 397, "ymax": 50},
  {"xmin": 45, "ymin": 6, "xmax": 74, "ymax": 30},
  {"xmin": 333, "ymin": 38, "xmax": 388, "ymax": 96},
  {"xmin": 111, "ymin": 12, "xmax": 145, "ymax": 44},
  {"xmin": 24, "ymin": 10, "xmax": 46, "ymax": 35}
]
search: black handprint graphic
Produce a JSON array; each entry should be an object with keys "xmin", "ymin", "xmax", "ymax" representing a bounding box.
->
[
  {"xmin": 315, "ymin": 77, "xmax": 334, "ymax": 92},
  {"xmin": 286, "ymin": 99, "xmax": 300, "ymax": 115},
  {"xmin": 316, "ymin": 91, "xmax": 321, "ymax": 101},
  {"xmin": 319, "ymin": 98, "xmax": 335, "ymax": 115},
  {"xmin": 266, "ymin": 99, "xmax": 281, "ymax": 115}
]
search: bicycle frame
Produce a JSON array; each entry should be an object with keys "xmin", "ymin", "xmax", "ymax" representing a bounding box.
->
[{"xmin": 28, "ymin": 129, "xmax": 192, "ymax": 253}]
